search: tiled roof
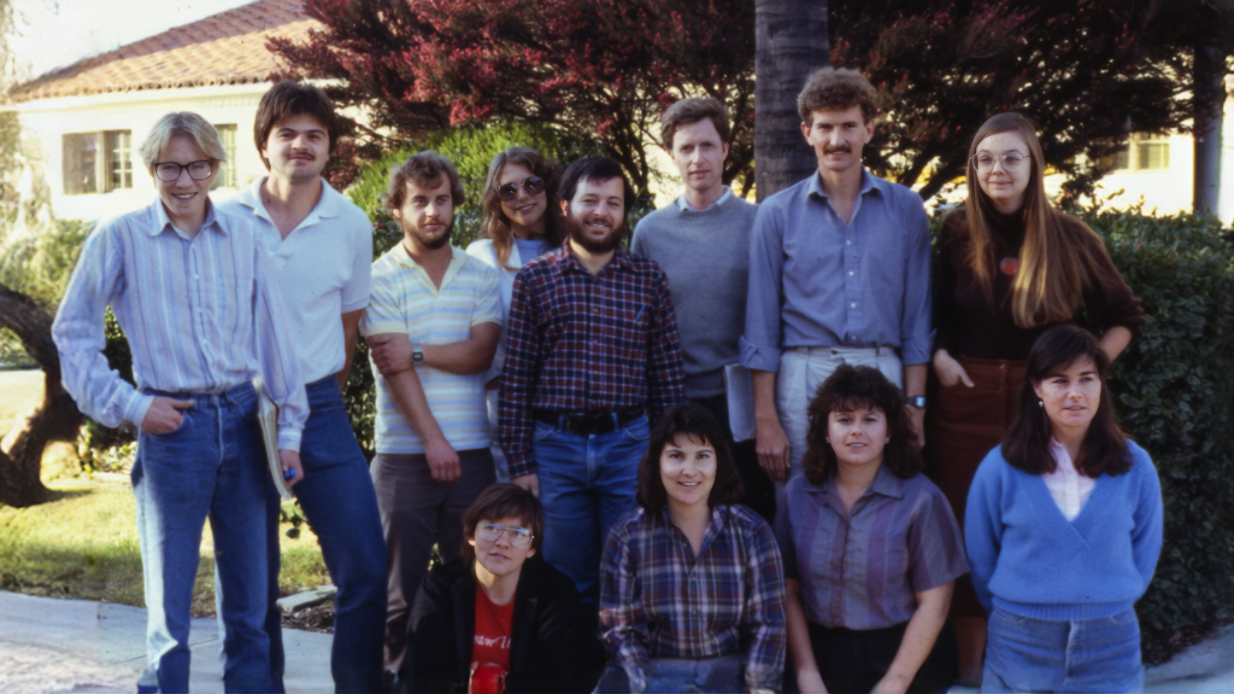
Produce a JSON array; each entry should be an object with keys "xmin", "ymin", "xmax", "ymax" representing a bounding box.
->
[{"xmin": 11, "ymin": 0, "xmax": 319, "ymax": 103}]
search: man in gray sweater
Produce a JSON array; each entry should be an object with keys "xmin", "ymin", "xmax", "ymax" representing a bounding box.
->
[{"xmin": 630, "ymin": 97, "xmax": 774, "ymax": 519}]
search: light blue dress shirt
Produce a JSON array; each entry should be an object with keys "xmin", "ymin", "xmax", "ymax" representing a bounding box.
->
[{"xmin": 740, "ymin": 169, "xmax": 933, "ymax": 373}]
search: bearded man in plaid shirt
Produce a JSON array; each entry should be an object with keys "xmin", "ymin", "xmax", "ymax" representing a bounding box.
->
[{"xmin": 498, "ymin": 156, "xmax": 686, "ymax": 604}]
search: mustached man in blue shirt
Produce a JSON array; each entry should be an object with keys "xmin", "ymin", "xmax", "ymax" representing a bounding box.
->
[{"xmin": 740, "ymin": 67, "xmax": 933, "ymax": 486}]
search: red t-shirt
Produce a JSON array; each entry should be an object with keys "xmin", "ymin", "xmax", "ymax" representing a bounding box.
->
[{"xmin": 470, "ymin": 584, "xmax": 515, "ymax": 694}]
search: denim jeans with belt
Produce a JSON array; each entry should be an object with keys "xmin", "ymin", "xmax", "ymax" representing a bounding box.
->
[
  {"xmin": 132, "ymin": 382, "xmax": 272, "ymax": 694},
  {"xmin": 534, "ymin": 414, "xmax": 649, "ymax": 604},
  {"xmin": 245, "ymin": 375, "xmax": 388, "ymax": 693},
  {"xmin": 982, "ymin": 606, "xmax": 1145, "ymax": 693}
]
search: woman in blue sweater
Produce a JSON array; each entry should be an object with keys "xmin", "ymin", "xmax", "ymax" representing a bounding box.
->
[{"xmin": 966, "ymin": 325, "xmax": 1163, "ymax": 692}]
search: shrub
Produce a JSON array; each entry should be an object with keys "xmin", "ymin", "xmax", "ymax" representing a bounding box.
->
[
  {"xmin": 342, "ymin": 122, "xmax": 603, "ymax": 454},
  {"xmin": 1076, "ymin": 208, "xmax": 1234, "ymax": 664}
]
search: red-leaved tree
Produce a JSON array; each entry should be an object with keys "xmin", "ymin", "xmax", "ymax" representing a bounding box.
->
[
  {"xmin": 831, "ymin": 0, "xmax": 1213, "ymax": 202},
  {"xmin": 270, "ymin": 0, "xmax": 755, "ymax": 194}
]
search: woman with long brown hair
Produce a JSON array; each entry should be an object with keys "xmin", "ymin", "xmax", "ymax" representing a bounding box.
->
[
  {"xmin": 928, "ymin": 112, "xmax": 1145, "ymax": 684},
  {"xmin": 467, "ymin": 147, "xmax": 564, "ymax": 480}
]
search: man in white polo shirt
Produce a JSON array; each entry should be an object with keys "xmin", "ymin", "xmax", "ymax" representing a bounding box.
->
[
  {"xmin": 361, "ymin": 150, "xmax": 502, "ymax": 680},
  {"xmin": 218, "ymin": 81, "xmax": 387, "ymax": 693}
]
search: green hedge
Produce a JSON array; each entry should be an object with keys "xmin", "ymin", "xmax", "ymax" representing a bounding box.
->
[{"xmin": 1077, "ymin": 209, "xmax": 1234, "ymax": 663}]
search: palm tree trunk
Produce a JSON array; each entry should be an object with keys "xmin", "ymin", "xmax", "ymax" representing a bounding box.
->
[{"xmin": 754, "ymin": 0, "xmax": 830, "ymax": 200}]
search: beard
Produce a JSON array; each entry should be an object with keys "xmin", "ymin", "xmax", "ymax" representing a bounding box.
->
[
  {"xmin": 404, "ymin": 217, "xmax": 454, "ymax": 250},
  {"xmin": 565, "ymin": 212, "xmax": 625, "ymax": 254}
]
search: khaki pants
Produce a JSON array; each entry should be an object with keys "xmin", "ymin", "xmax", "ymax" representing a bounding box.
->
[{"xmin": 776, "ymin": 345, "xmax": 902, "ymax": 480}]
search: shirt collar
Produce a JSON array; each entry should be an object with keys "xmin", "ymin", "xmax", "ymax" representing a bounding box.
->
[
  {"xmin": 560, "ymin": 242, "xmax": 634, "ymax": 273},
  {"xmin": 234, "ymin": 176, "xmax": 341, "ymax": 225},
  {"xmin": 812, "ymin": 463, "xmax": 906, "ymax": 501},
  {"xmin": 676, "ymin": 185, "xmax": 733, "ymax": 212},
  {"xmin": 1048, "ymin": 437, "xmax": 1079, "ymax": 475},
  {"xmin": 393, "ymin": 241, "xmax": 466, "ymax": 271},
  {"xmin": 806, "ymin": 167, "xmax": 882, "ymax": 201},
  {"xmin": 149, "ymin": 196, "xmax": 221, "ymax": 237}
]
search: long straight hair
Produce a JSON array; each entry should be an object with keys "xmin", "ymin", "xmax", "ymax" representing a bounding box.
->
[
  {"xmin": 1002, "ymin": 325, "xmax": 1130, "ymax": 477},
  {"xmin": 480, "ymin": 147, "xmax": 563, "ymax": 270},
  {"xmin": 964, "ymin": 112, "xmax": 1105, "ymax": 328}
]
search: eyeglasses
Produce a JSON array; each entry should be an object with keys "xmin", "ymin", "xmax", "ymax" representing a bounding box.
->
[
  {"xmin": 971, "ymin": 152, "xmax": 1029, "ymax": 173},
  {"xmin": 498, "ymin": 176, "xmax": 546, "ymax": 203},
  {"xmin": 476, "ymin": 522, "xmax": 534, "ymax": 548},
  {"xmin": 155, "ymin": 160, "xmax": 215, "ymax": 182}
]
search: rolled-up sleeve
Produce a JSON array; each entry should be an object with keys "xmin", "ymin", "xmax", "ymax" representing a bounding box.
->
[
  {"xmin": 899, "ymin": 199, "xmax": 934, "ymax": 365},
  {"xmin": 53, "ymin": 224, "xmax": 153, "ymax": 429},
  {"xmin": 740, "ymin": 203, "xmax": 786, "ymax": 373}
]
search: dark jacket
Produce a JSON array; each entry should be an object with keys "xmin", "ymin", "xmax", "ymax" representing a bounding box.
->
[{"xmin": 403, "ymin": 555, "xmax": 597, "ymax": 693}]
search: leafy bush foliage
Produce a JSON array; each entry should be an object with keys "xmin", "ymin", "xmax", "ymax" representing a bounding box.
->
[
  {"xmin": 341, "ymin": 122, "xmax": 603, "ymax": 454},
  {"xmin": 1077, "ymin": 209, "xmax": 1234, "ymax": 663}
]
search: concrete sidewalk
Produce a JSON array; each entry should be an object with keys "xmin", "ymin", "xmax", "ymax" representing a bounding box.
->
[{"xmin": 0, "ymin": 590, "xmax": 1230, "ymax": 693}]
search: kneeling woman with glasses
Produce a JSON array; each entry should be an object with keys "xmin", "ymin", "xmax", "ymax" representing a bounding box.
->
[
  {"xmin": 403, "ymin": 483, "xmax": 592, "ymax": 693},
  {"xmin": 778, "ymin": 365, "xmax": 968, "ymax": 693},
  {"xmin": 597, "ymin": 405, "xmax": 786, "ymax": 693},
  {"xmin": 966, "ymin": 325, "xmax": 1163, "ymax": 692}
]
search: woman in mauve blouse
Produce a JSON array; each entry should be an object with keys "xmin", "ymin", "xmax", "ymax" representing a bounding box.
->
[
  {"xmin": 776, "ymin": 365, "xmax": 968, "ymax": 694},
  {"xmin": 928, "ymin": 112, "xmax": 1144, "ymax": 683}
]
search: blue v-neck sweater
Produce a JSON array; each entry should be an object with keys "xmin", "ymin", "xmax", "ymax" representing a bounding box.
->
[{"xmin": 965, "ymin": 439, "xmax": 1163, "ymax": 621}]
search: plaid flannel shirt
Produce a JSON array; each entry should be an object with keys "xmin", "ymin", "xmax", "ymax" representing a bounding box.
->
[
  {"xmin": 497, "ymin": 246, "xmax": 685, "ymax": 477},
  {"xmin": 599, "ymin": 505, "xmax": 787, "ymax": 692}
]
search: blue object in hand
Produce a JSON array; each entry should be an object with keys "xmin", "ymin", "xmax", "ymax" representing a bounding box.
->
[{"xmin": 283, "ymin": 468, "xmax": 297, "ymax": 480}]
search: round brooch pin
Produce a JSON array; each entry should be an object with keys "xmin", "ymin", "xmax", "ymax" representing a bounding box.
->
[{"xmin": 999, "ymin": 256, "xmax": 1019, "ymax": 275}]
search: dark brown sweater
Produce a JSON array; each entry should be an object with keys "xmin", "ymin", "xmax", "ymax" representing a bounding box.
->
[{"xmin": 934, "ymin": 208, "xmax": 1145, "ymax": 361}]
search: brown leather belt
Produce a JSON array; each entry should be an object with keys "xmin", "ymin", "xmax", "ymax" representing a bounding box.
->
[{"xmin": 533, "ymin": 407, "xmax": 646, "ymax": 435}]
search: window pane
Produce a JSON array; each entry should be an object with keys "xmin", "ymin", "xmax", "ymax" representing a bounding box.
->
[
  {"xmin": 212, "ymin": 124, "xmax": 238, "ymax": 189},
  {"xmin": 63, "ymin": 133, "xmax": 100, "ymax": 195},
  {"xmin": 105, "ymin": 130, "xmax": 133, "ymax": 191}
]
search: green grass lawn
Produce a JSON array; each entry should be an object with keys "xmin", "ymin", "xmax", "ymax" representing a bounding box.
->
[{"xmin": 0, "ymin": 477, "xmax": 331, "ymax": 616}]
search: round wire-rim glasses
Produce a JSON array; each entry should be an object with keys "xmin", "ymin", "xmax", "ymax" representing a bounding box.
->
[
  {"xmin": 476, "ymin": 522, "xmax": 534, "ymax": 548},
  {"xmin": 971, "ymin": 151, "xmax": 1030, "ymax": 173},
  {"xmin": 154, "ymin": 160, "xmax": 215, "ymax": 182},
  {"xmin": 498, "ymin": 176, "xmax": 546, "ymax": 203}
]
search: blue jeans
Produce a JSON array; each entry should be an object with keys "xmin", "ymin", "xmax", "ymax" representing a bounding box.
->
[
  {"xmin": 254, "ymin": 375, "xmax": 389, "ymax": 693},
  {"xmin": 982, "ymin": 607, "xmax": 1144, "ymax": 693},
  {"xmin": 132, "ymin": 383, "xmax": 272, "ymax": 694},
  {"xmin": 534, "ymin": 414, "xmax": 649, "ymax": 603},
  {"xmin": 594, "ymin": 655, "xmax": 745, "ymax": 693}
]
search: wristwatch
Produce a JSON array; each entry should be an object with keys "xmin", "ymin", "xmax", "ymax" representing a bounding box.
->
[
  {"xmin": 905, "ymin": 394, "xmax": 927, "ymax": 410},
  {"xmin": 411, "ymin": 343, "xmax": 424, "ymax": 366}
]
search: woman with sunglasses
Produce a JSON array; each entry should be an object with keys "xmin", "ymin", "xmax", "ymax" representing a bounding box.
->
[
  {"xmin": 927, "ymin": 112, "xmax": 1144, "ymax": 684},
  {"xmin": 403, "ymin": 482, "xmax": 592, "ymax": 693},
  {"xmin": 467, "ymin": 147, "xmax": 565, "ymax": 480},
  {"xmin": 966, "ymin": 325, "xmax": 1162, "ymax": 691}
]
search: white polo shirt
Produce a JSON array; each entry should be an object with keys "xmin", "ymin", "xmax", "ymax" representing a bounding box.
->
[
  {"xmin": 218, "ymin": 178, "xmax": 373, "ymax": 384},
  {"xmin": 362, "ymin": 244, "xmax": 501, "ymax": 454}
]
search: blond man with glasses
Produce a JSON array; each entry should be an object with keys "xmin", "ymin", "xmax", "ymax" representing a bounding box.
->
[{"xmin": 53, "ymin": 111, "xmax": 307, "ymax": 693}]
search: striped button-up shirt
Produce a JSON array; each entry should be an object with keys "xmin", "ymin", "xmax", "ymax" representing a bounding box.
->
[
  {"xmin": 599, "ymin": 505, "xmax": 787, "ymax": 692},
  {"xmin": 53, "ymin": 199, "xmax": 308, "ymax": 451},
  {"xmin": 775, "ymin": 466, "xmax": 968, "ymax": 630},
  {"xmin": 497, "ymin": 246, "xmax": 686, "ymax": 478}
]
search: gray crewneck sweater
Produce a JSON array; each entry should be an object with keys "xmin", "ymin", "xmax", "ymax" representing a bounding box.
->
[{"xmin": 631, "ymin": 192, "xmax": 758, "ymax": 398}]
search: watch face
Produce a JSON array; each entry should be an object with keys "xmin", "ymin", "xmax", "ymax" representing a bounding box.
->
[{"xmin": 907, "ymin": 395, "xmax": 926, "ymax": 409}]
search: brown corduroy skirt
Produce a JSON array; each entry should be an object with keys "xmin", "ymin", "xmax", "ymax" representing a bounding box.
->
[{"xmin": 925, "ymin": 354, "xmax": 1027, "ymax": 617}]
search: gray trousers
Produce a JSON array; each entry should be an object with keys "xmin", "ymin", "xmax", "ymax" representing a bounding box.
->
[{"xmin": 371, "ymin": 447, "xmax": 496, "ymax": 674}]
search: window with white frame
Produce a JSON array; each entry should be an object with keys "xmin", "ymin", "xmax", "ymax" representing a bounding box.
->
[
  {"xmin": 1113, "ymin": 133, "xmax": 1170, "ymax": 172},
  {"xmin": 212, "ymin": 124, "xmax": 238, "ymax": 189},
  {"xmin": 62, "ymin": 130, "xmax": 134, "ymax": 194}
]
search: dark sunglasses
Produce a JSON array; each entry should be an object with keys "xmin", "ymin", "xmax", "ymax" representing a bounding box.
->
[{"xmin": 498, "ymin": 176, "xmax": 546, "ymax": 202}]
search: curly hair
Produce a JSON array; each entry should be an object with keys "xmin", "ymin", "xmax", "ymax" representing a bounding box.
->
[
  {"xmin": 385, "ymin": 150, "xmax": 465, "ymax": 213},
  {"xmin": 636, "ymin": 404, "xmax": 744, "ymax": 513},
  {"xmin": 797, "ymin": 67, "xmax": 878, "ymax": 126},
  {"xmin": 801, "ymin": 364, "xmax": 922, "ymax": 484}
]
